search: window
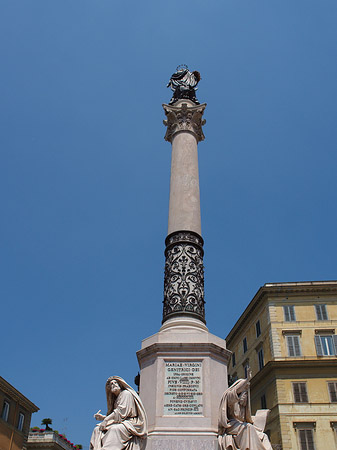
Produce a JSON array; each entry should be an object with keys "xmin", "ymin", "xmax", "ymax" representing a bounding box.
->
[
  {"xmin": 293, "ymin": 382, "xmax": 308, "ymax": 403},
  {"xmin": 232, "ymin": 352, "xmax": 236, "ymax": 367},
  {"xmin": 286, "ymin": 335, "xmax": 302, "ymax": 356},
  {"xmin": 298, "ymin": 429, "xmax": 316, "ymax": 450},
  {"xmin": 315, "ymin": 304, "xmax": 328, "ymax": 321},
  {"xmin": 243, "ymin": 337, "xmax": 248, "ymax": 353},
  {"xmin": 17, "ymin": 413, "xmax": 24, "ymax": 431},
  {"xmin": 261, "ymin": 394, "xmax": 267, "ymax": 409},
  {"xmin": 256, "ymin": 320, "xmax": 261, "ymax": 337},
  {"xmin": 315, "ymin": 334, "xmax": 337, "ymax": 356},
  {"xmin": 258, "ymin": 348, "xmax": 264, "ymax": 370},
  {"xmin": 1, "ymin": 401, "xmax": 9, "ymax": 422},
  {"xmin": 243, "ymin": 361, "xmax": 250, "ymax": 379},
  {"xmin": 328, "ymin": 382, "xmax": 337, "ymax": 402},
  {"xmin": 284, "ymin": 305, "xmax": 296, "ymax": 321}
]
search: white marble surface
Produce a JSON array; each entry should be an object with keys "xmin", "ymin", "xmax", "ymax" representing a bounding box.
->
[
  {"xmin": 137, "ymin": 318, "xmax": 231, "ymax": 446},
  {"xmin": 168, "ymin": 130, "xmax": 201, "ymax": 235},
  {"xmin": 144, "ymin": 436, "xmax": 219, "ymax": 450}
]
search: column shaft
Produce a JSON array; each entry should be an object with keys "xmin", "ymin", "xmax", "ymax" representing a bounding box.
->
[{"xmin": 168, "ymin": 131, "xmax": 201, "ymax": 235}]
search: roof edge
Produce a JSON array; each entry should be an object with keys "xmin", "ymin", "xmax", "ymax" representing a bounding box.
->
[
  {"xmin": 0, "ymin": 376, "xmax": 39, "ymax": 412},
  {"xmin": 225, "ymin": 280, "xmax": 337, "ymax": 345}
]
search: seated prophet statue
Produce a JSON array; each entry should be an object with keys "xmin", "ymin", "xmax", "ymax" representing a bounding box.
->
[
  {"xmin": 218, "ymin": 369, "xmax": 272, "ymax": 450},
  {"xmin": 90, "ymin": 376, "xmax": 147, "ymax": 450}
]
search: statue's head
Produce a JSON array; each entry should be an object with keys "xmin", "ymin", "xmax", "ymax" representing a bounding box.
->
[
  {"xmin": 105, "ymin": 377, "xmax": 123, "ymax": 413},
  {"xmin": 176, "ymin": 64, "xmax": 189, "ymax": 73},
  {"xmin": 106, "ymin": 377, "xmax": 122, "ymax": 396}
]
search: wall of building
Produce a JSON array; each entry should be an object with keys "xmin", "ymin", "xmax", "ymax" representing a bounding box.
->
[
  {"xmin": 0, "ymin": 378, "xmax": 38, "ymax": 450},
  {"xmin": 225, "ymin": 283, "xmax": 337, "ymax": 450},
  {"xmin": 228, "ymin": 300, "xmax": 271, "ymax": 381}
]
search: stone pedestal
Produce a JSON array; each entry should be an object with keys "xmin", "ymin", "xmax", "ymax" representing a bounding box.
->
[{"xmin": 137, "ymin": 318, "xmax": 230, "ymax": 449}]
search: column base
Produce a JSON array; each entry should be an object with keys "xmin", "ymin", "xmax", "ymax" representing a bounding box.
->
[{"xmin": 145, "ymin": 432, "xmax": 219, "ymax": 450}]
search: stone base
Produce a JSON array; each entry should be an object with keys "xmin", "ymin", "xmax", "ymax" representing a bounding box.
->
[
  {"xmin": 137, "ymin": 317, "xmax": 231, "ymax": 446},
  {"xmin": 145, "ymin": 433, "xmax": 219, "ymax": 450}
]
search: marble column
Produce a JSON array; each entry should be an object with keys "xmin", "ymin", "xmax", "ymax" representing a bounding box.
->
[
  {"xmin": 137, "ymin": 97, "xmax": 230, "ymax": 450},
  {"xmin": 162, "ymin": 100, "xmax": 207, "ymax": 324}
]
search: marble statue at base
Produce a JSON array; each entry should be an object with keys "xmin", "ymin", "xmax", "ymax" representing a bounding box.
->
[
  {"xmin": 90, "ymin": 376, "xmax": 147, "ymax": 450},
  {"xmin": 218, "ymin": 370, "xmax": 272, "ymax": 450}
]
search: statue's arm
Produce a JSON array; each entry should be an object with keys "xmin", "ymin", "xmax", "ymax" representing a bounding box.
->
[
  {"xmin": 97, "ymin": 411, "xmax": 117, "ymax": 431},
  {"xmin": 94, "ymin": 410, "xmax": 106, "ymax": 421}
]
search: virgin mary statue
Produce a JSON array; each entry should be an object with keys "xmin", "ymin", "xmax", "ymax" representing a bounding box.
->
[{"xmin": 90, "ymin": 376, "xmax": 147, "ymax": 450}]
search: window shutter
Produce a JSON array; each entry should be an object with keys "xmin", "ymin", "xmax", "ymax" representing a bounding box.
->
[
  {"xmin": 333, "ymin": 335, "xmax": 337, "ymax": 355},
  {"xmin": 287, "ymin": 336, "xmax": 295, "ymax": 356},
  {"xmin": 293, "ymin": 383, "xmax": 301, "ymax": 402},
  {"xmin": 314, "ymin": 335, "xmax": 323, "ymax": 356},
  {"xmin": 290, "ymin": 306, "xmax": 295, "ymax": 321},
  {"xmin": 299, "ymin": 429, "xmax": 315, "ymax": 450},
  {"xmin": 293, "ymin": 383, "xmax": 308, "ymax": 402},
  {"xmin": 299, "ymin": 430, "xmax": 307, "ymax": 450},
  {"xmin": 315, "ymin": 305, "xmax": 322, "ymax": 320},
  {"xmin": 307, "ymin": 429, "xmax": 315, "ymax": 450},
  {"xmin": 321, "ymin": 305, "xmax": 328, "ymax": 320},
  {"xmin": 256, "ymin": 320, "xmax": 261, "ymax": 337},
  {"xmin": 328, "ymin": 382, "xmax": 337, "ymax": 402},
  {"xmin": 300, "ymin": 383, "xmax": 308, "ymax": 402},
  {"xmin": 294, "ymin": 336, "xmax": 301, "ymax": 356}
]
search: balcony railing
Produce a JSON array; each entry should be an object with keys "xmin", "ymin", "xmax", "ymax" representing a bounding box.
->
[{"xmin": 28, "ymin": 431, "xmax": 76, "ymax": 450}]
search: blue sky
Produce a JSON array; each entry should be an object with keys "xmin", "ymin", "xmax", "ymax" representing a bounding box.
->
[{"xmin": 1, "ymin": 0, "xmax": 337, "ymax": 447}]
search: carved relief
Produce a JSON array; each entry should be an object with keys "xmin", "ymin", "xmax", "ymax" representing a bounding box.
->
[
  {"xmin": 163, "ymin": 231, "xmax": 205, "ymax": 323},
  {"xmin": 163, "ymin": 102, "xmax": 206, "ymax": 143}
]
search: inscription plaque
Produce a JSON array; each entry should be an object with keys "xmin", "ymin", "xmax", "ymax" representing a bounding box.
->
[{"xmin": 163, "ymin": 361, "xmax": 203, "ymax": 415}]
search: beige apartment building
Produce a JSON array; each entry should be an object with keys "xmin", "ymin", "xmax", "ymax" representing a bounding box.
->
[
  {"xmin": 0, "ymin": 377, "xmax": 38, "ymax": 450},
  {"xmin": 226, "ymin": 281, "xmax": 337, "ymax": 450}
]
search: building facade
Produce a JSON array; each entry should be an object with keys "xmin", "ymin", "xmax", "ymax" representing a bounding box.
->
[
  {"xmin": 226, "ymin": 281, "xmax": 337, "ymax": 450},
  {"xmin": 0, "ymin": 376, "xmax": 38, "ymax": 450}
]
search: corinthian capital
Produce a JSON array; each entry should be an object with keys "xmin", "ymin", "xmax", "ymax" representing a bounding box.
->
[{"xmin": 163, "ymin": 100, "xmax": 206, "ymax": 142}]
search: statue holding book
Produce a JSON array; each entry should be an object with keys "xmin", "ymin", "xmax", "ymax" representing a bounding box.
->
[
  {"xmin": 90, "ymin": 376, "xmax": 147, "ymax": 450},
  {"xmin": 218, "ymin": 369, "xmax": 272, "ymax": 450}
]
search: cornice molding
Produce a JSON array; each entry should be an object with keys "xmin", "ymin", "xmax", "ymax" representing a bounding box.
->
[
  {"xmin": 250, "ymin": 359, "xmax": 337, "ymax": 388},
  {"xmin": 137, "ymin": 342, "xmax": 231, "ymax": 363},
  {"xmin": 226, "ymin": 282, "xmax": 337, "ymax": 345},
  {"xmin": 0, "ymin": 377, "xmax": 38, "ymax": 412}
]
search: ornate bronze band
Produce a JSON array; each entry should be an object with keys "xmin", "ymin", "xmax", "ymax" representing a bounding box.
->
[{"xmin": 162, "ymin": 230, "xmax": 205, "ymax": 324}]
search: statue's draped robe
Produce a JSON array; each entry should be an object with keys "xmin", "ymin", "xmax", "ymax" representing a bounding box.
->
[
  {"xmin": 90, "ymin": 388, "xmax": 147, "ymax": 450},
  {"xmin": 168, "ymin": 69, "xmax": 199, "ymax": 91},
  {"xmin": 218, "ymin": 381, "xmax": 272, "ymax": 450}
]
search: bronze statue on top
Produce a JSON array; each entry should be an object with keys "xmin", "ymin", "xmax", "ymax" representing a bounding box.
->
[{"xmin": 167, "ymin": 65, "xmax": 201, "ymax": 105}]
